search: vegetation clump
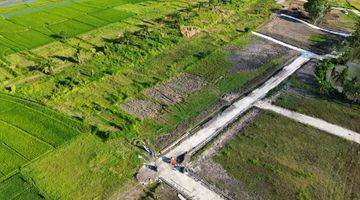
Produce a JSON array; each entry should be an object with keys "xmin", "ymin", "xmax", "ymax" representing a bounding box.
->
[
  {"xmin": 315, "ymin": 17, "xmax": 360, "ymax": 102},
  {"xmin": 304, "ymin": 0, "xmax": 330, "ymax": 23}
]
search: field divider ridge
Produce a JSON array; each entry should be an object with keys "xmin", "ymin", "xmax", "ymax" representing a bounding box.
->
[
  {"xmin": 0, "ymin": 96, "xmax": 83, "ymax": 135},
  {"xmin": 0, "ymin": 118, "xmax": 55, "ymax": 149}
]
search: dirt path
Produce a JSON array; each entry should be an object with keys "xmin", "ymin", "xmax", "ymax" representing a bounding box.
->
[{"xmin": 254, "ymin": 100, "xmax": 360, "ymax": 144}]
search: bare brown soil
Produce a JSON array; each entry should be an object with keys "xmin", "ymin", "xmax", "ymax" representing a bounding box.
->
[
  {"xmin": 119, "ymin": 99, "xmax": 162, "ymax": 120},
  {"xmin": 227, "ymin": 37, "xmax": 298, "ymax": 73},
  {"xmin": 146, "ymin": 73, "xmax": 206, "ymax": 105},
  {"xmin": 320, "ymin": 9, "xmax": 355, "ymax": 33},
  {"xmin": 258, "ymin": 15, "xmax": 343, "ymax": 54},
  {"xmin": 278, "ymin": 0, "xmax": 354, "ymax": 35}
]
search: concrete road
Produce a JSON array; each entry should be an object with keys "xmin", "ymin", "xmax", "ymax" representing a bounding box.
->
[
  {"xmin": 158, "ymin": 163, "xmax": 224, "ymax": 200},
  {"xmin": 165, "ymin": 55, "xmax": 310, "ymax": 159},
  {"xmin": 158, "ymin": 55, "xmax": 310, "ymax": 200},
  {"xmin": 255, "ymin": 101, "xmax": 360, "ymax": 144}
]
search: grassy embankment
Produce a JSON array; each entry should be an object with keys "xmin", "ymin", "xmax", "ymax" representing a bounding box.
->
[{"xmin": 215, "ymin": 111, "xmax": 360, "ymax": 200}]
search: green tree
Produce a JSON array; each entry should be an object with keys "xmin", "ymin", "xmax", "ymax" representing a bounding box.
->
[{"xmin": 304, "ymin": 0, "xmax": 330, "ymax": 23}]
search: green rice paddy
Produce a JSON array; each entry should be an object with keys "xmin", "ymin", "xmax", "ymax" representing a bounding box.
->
[
  {"xmin": 0, "ymin": 0, "xmax": 149, "ymax": 56},
  {"xmin": 0, "ymin": 93, "xmax": 88, "ymax": 198}
]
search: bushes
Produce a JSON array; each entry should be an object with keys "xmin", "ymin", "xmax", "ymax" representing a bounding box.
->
[
  {"xmin": 314, "ymin": 19, "xmax": 360, "ymax": 101},
  {"xmin": 304, "ymin": 0, "xmax": 330, "ymax": 23},
  {"xmin": 343, "ymin": 77, "xmax": 360, "ymax": 102}
]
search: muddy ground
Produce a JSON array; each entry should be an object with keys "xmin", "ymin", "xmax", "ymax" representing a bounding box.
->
[
  {"xmin": 258, "ymin": 15, "xmax": 343, "ymax": 55},
  {"xmin": 119, "ymin": 73, "xmax": 206, "ymax": 120},
  {"xmin": 111, "ymin": 182, "xmax": 178, "ymax": 200}
]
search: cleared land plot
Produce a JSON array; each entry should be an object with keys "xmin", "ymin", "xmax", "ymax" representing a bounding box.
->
[
  {"xmin": 320, "ymin": 9, "xmax": 358, "ymax": 33},
  {"xmin": 138, "ymin": 35, "xmax": 299, "ymax": 149},
  {"xmin": 145, "ymin": 73, "xmax": 207, "ymax": 105},
  {"xmin": 227, "ymin": 37, "xmax": 298, "ymax": 73},
  {"xmin": 275, "ymin": 62, "xmax": 360, "ymax": 133},
  {"xmin": 280, "ymin": 0, "xmax": 358, "ymax": 33},
  {"xmin": 214, "ymin": 111, "xmax": 360, "ymax": 199},
  {"xmin": 258, "ymin": 15, "xmax": 343, "ymax": 54},
  {"xmin": 0, "ymin": 93, "xmax": 87, "ymax": 180}
]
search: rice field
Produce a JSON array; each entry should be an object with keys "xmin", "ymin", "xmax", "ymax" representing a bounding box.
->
[
  {"xmin": 0, "ymin": 0, "xmax": 150, "ymax": 57},
  {"xmin": 0, "ymin": 174, "xmax": 43, "ymax": 200},
  {"xmin": 0, "ymin": 93, "xmax": 88, "ymax": 180}
]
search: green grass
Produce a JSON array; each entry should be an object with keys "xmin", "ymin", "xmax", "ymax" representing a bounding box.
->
[
  {"xmin": 0, "ymin": 0, "xmax": 151, "ymax": 56},
  {"xmin": 4, "ymin": 0, "xmax": 280, "ymax": 145},
  {"xmin": 276, "ymin": 93, "xmax": 360, "ymax": 132},
  {"xmin": 309, "ymin": 33, "xmax": 328, "ymax": 45},
  {"xmin": 322, "ymin": 9, "xmax": 359, "ymax": 32},
  {"xmin": 21, "ymin": 133, "xmax": 141, "ymax": 199},
  {"xmin": 0, "ymin": 174, "xmax": 43, "ymax": 200},
  {"xmin": 0, "ymin": 94, "xmax": 87, "ymax": 146},
  {"xmin": 348, "ymin": 0, "xmax": 360, "ymax": 10},
  {"xmin": 0, "ymin": 93, "xmax": 88, "ymax": 180},
  {"xmin": 0, "ymin": 144, "xmax": 27, "ymax": 176},
  {"xmin": 215, "ymin": 111, "xmax": 360, "ymax": 200},
  {"xmin": 0, "ymin": 120, "xmax": 51, "ymax": 161}
]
